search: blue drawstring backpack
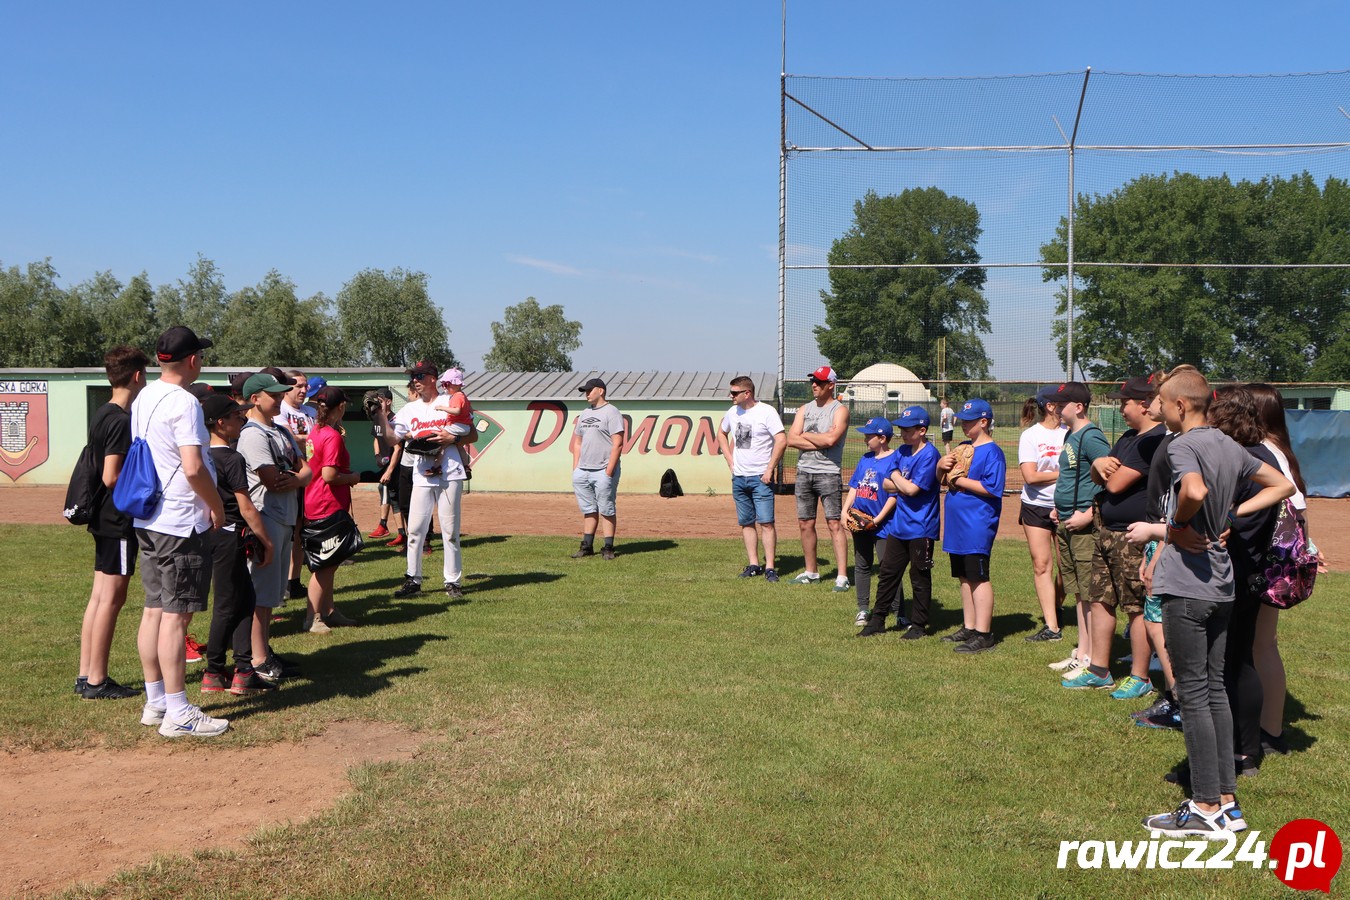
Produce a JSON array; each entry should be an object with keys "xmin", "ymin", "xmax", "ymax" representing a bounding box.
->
[{"xmin": 112, "ymin": 393, "xmax": 181, "ymax": 519}]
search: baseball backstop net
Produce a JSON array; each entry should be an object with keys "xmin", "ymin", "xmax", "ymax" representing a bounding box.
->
[{"xmin": 779, "ymin": 69, "xmax": 1350, "ymax": 405}]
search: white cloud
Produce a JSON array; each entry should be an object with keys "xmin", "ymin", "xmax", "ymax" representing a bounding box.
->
[{"xmin": 505, "ymin": 255, "xmax": 584, "ymax": 276}]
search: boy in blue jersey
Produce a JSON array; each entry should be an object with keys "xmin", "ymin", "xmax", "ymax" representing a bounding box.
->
[
  {"xmin": 938, "ymin": 399, "xmax": 1007, "ymax": 654},
  {"xmin": 859, "ymin": 406, "xmax": 941, "ymax": 638},
  {"xmin": 841, "ymin": 418, "xmax": 899, "ymax": 628}
]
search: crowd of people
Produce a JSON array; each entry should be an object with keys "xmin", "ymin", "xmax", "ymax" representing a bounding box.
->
[
  {"xmin": 70, "ymin": 329, "xmax": 1322, "ymax": 838},
  {"xmin": 753, "ymin": 365, "xmax": 1320, "ymax": 839}
]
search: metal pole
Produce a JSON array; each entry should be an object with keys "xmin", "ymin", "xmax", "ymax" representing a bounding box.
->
[
  {"xmin": 778, "ymin": 0, "xmax": 788, "ymax": 409},
  {"xmin": 1065, "ymin": 67, "xmax": 1092, "ymax": 380}
]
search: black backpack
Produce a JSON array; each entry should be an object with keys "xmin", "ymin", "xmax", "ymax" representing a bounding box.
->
[
  {"xmin": 62, "ymin": 443, "xmax": 102, "ymax": 525},
  {"xmin": 659, "ymin": 468, "xmax": 683, "ymax": 498}
]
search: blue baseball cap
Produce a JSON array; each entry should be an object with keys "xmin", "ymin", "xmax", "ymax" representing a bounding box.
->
[
  {"xmin": 856, "ymin": 417, "xmax": 893, "ymax": 438},
  {"xmin": 955, "ymin": 398, "xmax": 994, "ymax": 422},
  {"xmin": 894, "ymin": 405, "xmax": 930, "ymax": 428},
  {"xmin": 306, "ymin": 375, "xmax": 327, "ymax": 393}
]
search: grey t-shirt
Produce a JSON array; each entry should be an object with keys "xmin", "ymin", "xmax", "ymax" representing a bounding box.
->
[
  {"xmin": 574, "ymin": 403, "xmax": 624, "ymax": 470},
  {"xmin": 796, "ymin": 399, "xmax": 844, "ymax": 474},
  {"xmin": 236, "ymin": 419, "xmax": 301, "ymax": 526},
  {"xmin": 1152, "ymin": 426, "xmax": 1261, "ymax": 602}
]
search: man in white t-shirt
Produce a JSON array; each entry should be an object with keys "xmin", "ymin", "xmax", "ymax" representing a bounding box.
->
[
  {"xmin": 390, "ymin": 362, "xmax": 477, "ymax": 600},
  {"xmin": 132, "ymin": 326, "xmax": 228, "ymax": 738},
  {"xmin": 939, "ymin": 398, "xmax": 956, "ymax": 453},
  {"xmin": 717, "ymin": 376, "xmax": 786, "ymax": 582}
]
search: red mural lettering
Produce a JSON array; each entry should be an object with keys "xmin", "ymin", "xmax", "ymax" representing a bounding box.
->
[
  {"xmin": 657, "ymin": 416, "xmax": 692, "ymax": 456},
  {"xmin": 523, "ymin": 401, "xmax": 568, "ymax": 453},
  {"xmin": 623, "ymin": 415, "xmax": 657, "ymax": 455},
  {"xmin": 692, "ymin": 416, "xmax": 724, "ymax": 456}
]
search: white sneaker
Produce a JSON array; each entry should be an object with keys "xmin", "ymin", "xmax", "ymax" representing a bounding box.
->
[
  {"xmin": 789, "ymin": 572, "xmax": 822, "ymax": 585},
  {"xmin": 307, "ymin": 616, "xmax": 333, "ymax": 634},
  {"xmin": 1048, "ymin": 653, "xmax": 1084, "ymax": 672},
  {"xmin": 854, "ymin": 610, "xmax": 869, "ymax": 626},
  {"xmin": 141, "ymin": 703, "xmax": 166, "ymax": 726},
  {"xmin": 158, "ymin": 705, "xmax": 229, "ymax": 738}
]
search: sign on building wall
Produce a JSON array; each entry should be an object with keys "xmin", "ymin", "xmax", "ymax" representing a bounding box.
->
[{"xmin": 0, "ymin": 380, "xmax": 49, "ymax": 482}]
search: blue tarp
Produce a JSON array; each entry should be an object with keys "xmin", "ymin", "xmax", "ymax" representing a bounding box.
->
[{"xmin": 1288, "ymin": 410, "xmax": 1350, "ymax": 498}]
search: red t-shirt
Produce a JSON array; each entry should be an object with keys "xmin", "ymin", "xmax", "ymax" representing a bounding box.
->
[{"xmin": 304, "ymin": 425, "xmax": 351, "ymax": 520}]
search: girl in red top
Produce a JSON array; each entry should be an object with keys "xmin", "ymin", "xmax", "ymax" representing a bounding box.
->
[{"xmin": 303, "ymin": 387, "xmax": 360, "ymax": 632}]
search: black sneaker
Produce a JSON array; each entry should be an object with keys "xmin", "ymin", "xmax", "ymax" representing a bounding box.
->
[
  {"xmin": 288, "ymin": 578, "xmax": 307, "ymax": 600},
  {"xmin": 1261, "ymin": 728, "xmax": 1290, "ymax": 756},
  {"xmin": 764, "ymin": 569, "xmax": 780, "ymax": 583},
  {"xmin": 1131, "ymin": 695, "xmax": 1174, "ymax": 721},
  {"xmin": 954, "ymin": 632, "xmax": 996, "ymax": 653},
  {"xmin": 80, "ymin": 678, "xmax": 139, "ymax": 700},
  {"xmin": 254, "ymin": 657, "xmax": 285, "ymax": 684},
  {"xmin": 601, "ymin": 547, "xmax": 616, "ymax": 560},
  {"xmin": 1137, "ymin": 706, "xmax": 1183, "ymax": 731},
  {"xmin": 571, "ymin": 547, "xmax": 595, "ymax": 558},
  {"xmin": 738, "ymin": 565, "xmax": 764, "ymax": 578},
  {"xmin": 900, "ymin": 624, "xmax": 927, "ymax": 640},
  {"xmin": 393, "ymin": 576, "xmax": 422, "ymax": 598},
  {"xmin": 1024, "ymin": 625, "xmax": 1063, "ymax": 642},
  {"xmin": 75, "ymin": 676, "xmax": 88, "ymax": 695},
  {"xmin": 445, "ymin": 582, "xmax": 465, "ymax": 600},
  {"xmin": 270, "ymin": 653, "xmax": 303, "ymax": 677},
  {"xmin": 942, "ymin": 626, "xmax": 976, "ymax": 643},
  {"xmin": 856, "ymin": 616, "xmax": 888, "ymax": 637}
]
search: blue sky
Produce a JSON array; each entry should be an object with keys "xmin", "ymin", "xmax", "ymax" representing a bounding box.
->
[{"xmin": 5, "ymin": 1, "xmax": 1350, "ymax": 379}]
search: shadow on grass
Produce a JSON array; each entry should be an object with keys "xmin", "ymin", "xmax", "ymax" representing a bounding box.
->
[
  {"xmin": 464, "ymin": 571, "xmax": 565, "ymax": 593},
  {"xmin": 220, "ymin": 633, "xmax": 448, "ymax": 722},
  {"xmin": 613, "ymin": 539, "xmax": 678, "ymax": 556},
  {"xmin": 462, "ymin": 534, "xmax": 508, "ymax": 548}
]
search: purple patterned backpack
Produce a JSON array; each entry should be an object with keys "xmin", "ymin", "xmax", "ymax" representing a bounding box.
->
[{"xmin": 1251, "ymin": 499, "xmax": 1318, "ymax": 610}]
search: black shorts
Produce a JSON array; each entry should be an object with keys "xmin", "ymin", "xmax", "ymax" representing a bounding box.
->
[
  {"xmin": 949, "ymin": 553, "xmax": 991, "ymax": 583},
  {"xmin": 93, "ymin": 535, "xmax": 136, "ymax": 577},
  {"xmin": 942, "ymin": 430, "xmax": 954, "ymax": 443},
  {"xmin": 1017, "ymin": 501, "xmax": 1055, "ymax": 531}
]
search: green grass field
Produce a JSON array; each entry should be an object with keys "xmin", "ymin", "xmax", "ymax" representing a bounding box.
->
[{"xmin": 4, "ymin": 524, "xmax": 1348, "ymax": 898}]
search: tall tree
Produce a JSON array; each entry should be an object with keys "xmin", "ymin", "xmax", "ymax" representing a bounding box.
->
[
  {"xmin": 154, "ymin": 254, "xmax": 228, "ymax": 341},
  {"xmin": 0, "ymin": 259, "xmax": 75, "ymax": 366},
  {"xmin": 216, "ymin": 270, "xmax": 340, "ymax": 366},
  {"xmin": 482, "ymin": 297, "xmax": 582, "ymax": 372},
  {"xmin": 1041, "ymin": 171, "xmax": 1350, "ymax": 381},
  {"xmin": 815, "ymin": 188, "xmax": 991, "ymax": 382},
  {"xmin": 98, "ymin": 273, "xmax": 160, "ymax": 353},
  {"xmin": 336, "ymin": 267, "xmax": 456, "ymax": 367}
]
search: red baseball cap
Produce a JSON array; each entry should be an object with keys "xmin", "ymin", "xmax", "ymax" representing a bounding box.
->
[{"xmin": 808, "ymin": 366, "xmax": 837, "ymax": 384}]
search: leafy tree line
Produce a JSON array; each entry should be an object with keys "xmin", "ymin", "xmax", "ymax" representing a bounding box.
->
[
  {"xmin": 1041, "ymin": 171, "xmax": 1350, "ymax": 382},
  {"xmin": 0, "ymin": 255, "xmax": 456, "ymax": 368}
]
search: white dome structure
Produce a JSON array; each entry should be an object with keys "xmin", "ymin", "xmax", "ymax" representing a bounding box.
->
[{"xmin": 838, "ymin": 363, "xmax": 934, "ymax": 406}]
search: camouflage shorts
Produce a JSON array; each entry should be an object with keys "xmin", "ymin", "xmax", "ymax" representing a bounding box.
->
[{"xmin": 1089, "ymin": 527, "xmax": 1146, "ymax": 616}]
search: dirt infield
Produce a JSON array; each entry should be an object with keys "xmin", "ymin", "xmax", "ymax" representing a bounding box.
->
[{"xmin": 4, "ymin": 485, "xmax": 1346, "ymax": 570}]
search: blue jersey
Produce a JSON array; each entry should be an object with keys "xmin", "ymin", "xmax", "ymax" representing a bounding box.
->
[
  {"xmin": 942, "ymin": 441, "xmax": 1007, "ymax": 556},
  {"xmin": 882, "ymin": 442, "xmax": 940, "ymax": 540},
  {"xmin": 848, "ymin": 451, "xmax": 900, "ymax": 529}
]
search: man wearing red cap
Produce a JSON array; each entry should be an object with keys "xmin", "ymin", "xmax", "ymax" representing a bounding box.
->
[{"xmin": 786, "ymin": 366, "xmax": 851, "ymax": 592}]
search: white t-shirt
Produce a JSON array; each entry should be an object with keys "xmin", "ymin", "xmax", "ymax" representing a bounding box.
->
[
  {"xmin": 720, "ymin": 402, "xmax": 784, "ymax": 478},
  {"xmin": 1018, "ymin": 422, "xmax": 1068, "ymax": 507},
  {"xmin": 1263, "ymin": 440, "xmax": 1307, "ymax": 510},
  {"xmin": 276, "ymin": 400, "xmax": 315, "ymax": 455},
  {"xmin": 940, "ymin": 406, "xmax": 956, "ymax": 432},
  {"xmin": 130, "ymin": 380, "xmax": 215, "ymax": 537},
  {"xmin": 392, "ymin": 397, "xmax": 467, "ymax": 487}
]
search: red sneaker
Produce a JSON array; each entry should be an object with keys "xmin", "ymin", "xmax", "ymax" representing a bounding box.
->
[
  {"xmin": 184, "ymin": 635, "xmax": 205, "ymax": 665},
  {"xmin": 201, "ymin": 670, "xmax": 229, "ymax": 692},
  {"xmin": 423, "ymin": 542, "xmax": 434, "ymax": 556},
  {"xmin": 368, "ymin": 524, "xmax": 390, "ymax": 538},
  {"xmin": 387, "ymin": 534, "xmax": 406, "ymax": 548}
]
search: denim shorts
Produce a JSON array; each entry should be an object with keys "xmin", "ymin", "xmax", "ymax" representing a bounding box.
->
[
  {"xmin": 732, "ymin": 474, "xmax": 776, "ymax": 526},
  {"xmin": 573, "ymin": 466, "xmax": 620, "ymax": 516},
  {"xmin": 795, "ymin": 471, "xmax": 843, "ymax": 520}
]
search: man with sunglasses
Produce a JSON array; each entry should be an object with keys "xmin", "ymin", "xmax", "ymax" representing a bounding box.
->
[{"xmin": 718, "ymin": 377, "xmax": 786, "ymax": 582}]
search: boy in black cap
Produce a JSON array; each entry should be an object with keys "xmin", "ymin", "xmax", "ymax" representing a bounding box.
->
[{"xmin": 201, "ymin": 394, "xmax": 277, "ymax": 695}]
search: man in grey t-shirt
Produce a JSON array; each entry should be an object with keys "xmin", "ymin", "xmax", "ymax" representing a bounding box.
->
[
  {"xmin": 569, "ymin": 378, "xmax": 624, "ymax": 560},
  {"xmin": 786, "ymin": 366, "xmax": 851, "ymax": 591}
]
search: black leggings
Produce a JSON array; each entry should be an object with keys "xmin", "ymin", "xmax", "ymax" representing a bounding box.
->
[{"xmin": 207, "ymin": 529, "xmax": 256, "ymax": 673}]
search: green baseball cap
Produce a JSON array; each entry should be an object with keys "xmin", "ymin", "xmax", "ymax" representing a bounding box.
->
[{"xmin": 242, "ymin": 372, "xmax": 293, "ymax": 399}]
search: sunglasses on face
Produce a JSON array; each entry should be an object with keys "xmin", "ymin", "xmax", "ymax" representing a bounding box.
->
[{"xmin": 729, "ymin": 389, "xmax": 749, "ymax": 397}]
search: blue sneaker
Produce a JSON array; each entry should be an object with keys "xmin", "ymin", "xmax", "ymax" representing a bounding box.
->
[
  {"xmin": 1143, "ymin": 800, "xmax": 1227, "ymax": 838},
  {"xmin": 1220, "ymin": 800, "xmax": 1248, "ymax": 833},
  {"xmin": 738, "ymin": 565, "xmax": 764, "ymax": 578},
  {"xmin": 764, "ymin": 569, "xmax": 780, "ymax": 583},
  {"xmin": 1061, "ymin": 669, "xmax": 1114, "ymax": 690},
  {"xmin": 1110, "ymin": 675, "xmax": 1154, "ymax": 700}
]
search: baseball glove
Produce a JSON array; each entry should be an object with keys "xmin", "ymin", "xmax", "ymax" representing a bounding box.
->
[
  {"xmin": 846, "ymin": 507, "xmax": 877, "ymax": 533},
  {"xmin": 941, "ymin": 442, "xmax": 976, "ymax": 488}
]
